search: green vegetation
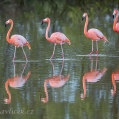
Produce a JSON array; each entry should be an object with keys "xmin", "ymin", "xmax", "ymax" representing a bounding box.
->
[{"xmin": 0, "ymin": 0, "xmax": 118, "ymax": 18}]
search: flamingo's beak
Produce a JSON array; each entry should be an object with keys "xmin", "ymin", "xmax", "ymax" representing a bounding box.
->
[
  {"xmin": 5, "ymin": 23, "xmax": 7, "ymax": 27},
  {"xmin": 82, "ymin": 16, "xmax": 85, "ymax": 21},
  {"xmin": 112, "ymin": 14, "xmax": 115, "ymax": 19},
  {"xmin": 41, "ymin": 20, "xmax": 44, "ymax": 25}
]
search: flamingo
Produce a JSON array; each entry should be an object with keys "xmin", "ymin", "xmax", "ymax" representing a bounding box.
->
[
  {"xmin": 41, "ymin": 18, "xmax": 71, "ymax": 59},
  {"xmin": 113, "ymin": 9, "xmax": 119, "ymax": 33},
  {"xmin": 4, "ymin": 63, "xmax": 31, "ymax": 104},
  {"xmin": 41, "ymin": 60, "xmax": 70, "ymax": 103},
  {"xmin": 5, "ymin": 19, "xmax": 31, "ymax": 62},
  {"xmin": 81, "ymin": 57, "xmax": 107, "ymax": 100},
  {"xmin": 82, "ymin": 13, "xmax": 108, "ymax": 55},
  {"xmin": 111, "ymin": 70, "xmax": 119, "ymax": 96}
]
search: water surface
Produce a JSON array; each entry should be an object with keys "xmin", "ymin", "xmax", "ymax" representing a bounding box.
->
[{"xmin": 0, "ymin": 6, "xmax": 119, "ymax": 119}]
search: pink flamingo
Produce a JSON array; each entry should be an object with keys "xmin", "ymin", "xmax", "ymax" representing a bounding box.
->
[
  {"xmin": 41, "ymin": 60, "xmax": 70, "ymax": 103},
  {"xmin": 113, "ymin": 9, "xmax": 119, "ymax": 33},
  {"xmin": 111, "ymin": 70, "xmax": 119, "ymax": 96},
  {"xmin": 5, "ymin": 19, "xmax": 31, "ymax": 61},
  {"xmin": 41, "ymin": 18, "xmax": 71, "ymax": 59},
  {"xmin": 82, "ymin": 13, "xmax": 108, "ymax": 55},
  {"xmin": 4, "ymin": 63, "xmax": 31, "ymax": 104},
  {"xmin": 81, "ymin": 57, "xmax": 107, "ymax": 100}
]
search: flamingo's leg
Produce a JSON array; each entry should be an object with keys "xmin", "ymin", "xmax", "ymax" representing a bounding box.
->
[
  {"xmin": 89, "ymin": 40, "xmax": 94, "ymax": 55},
  {"xmin": 21, "ymin": 47, "xmax": 28, "ymax": 62},
  {"xmin": 61, "ymin": 44, "xmax": 64, "ymax": 59},
  {"xmin": 50, "ymin": 44, "xmax": 56, "ymax": 60},
  {"xmin": 60, "ymin": 60, "xmax": 64, "ymax": 75},
  {"xmin": 96, "ymin": 41, "xmax": 98, "ymax": 54},
  {"xmin": 12, "ymin": 46, "xmax": 16, "ymax": 61},
  {"xmin": 50, "ymin": 60, "xmax": 55, "ymax": 75}
]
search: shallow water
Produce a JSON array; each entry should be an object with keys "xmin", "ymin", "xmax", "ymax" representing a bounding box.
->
[{"xmin": 0, "ymin": 7, "xmax": 119, "ymax": 119}]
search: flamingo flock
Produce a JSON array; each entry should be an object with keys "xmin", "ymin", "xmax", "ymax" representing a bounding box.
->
[
  {"xmin": 4, "ymin": 9, "xmax": 119, "ymax": 61},
  {"xmin": 3, "ymin": 9, "xmax": 119, "ymax": 103}
]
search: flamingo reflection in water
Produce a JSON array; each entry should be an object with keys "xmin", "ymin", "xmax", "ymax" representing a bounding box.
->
[
  {"xmin": 81, "ymin": 57, "xmax": 107, "ymax": 100},
  {"xmin": 4, "ymin": 63, "xmax": 31, "ymax": 104},
  {"xmin": 111, "ymin": 70, "xmax": 119, "ymax": 96},
  {"xmin": 41, "ymin": 60, "xmax": 70, "ymax": 103}
]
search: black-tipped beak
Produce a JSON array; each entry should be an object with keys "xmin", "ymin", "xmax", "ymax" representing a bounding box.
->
[
  {"xmin": 82, "ymin": 16, "xmax": 84, "ymax": 21},
  {"xmin": 41, "ymin": 21, "xmax": 44, "ymax": 25},
  {"xmin": 112, "ymin": 15, "xmax": 115, "ymax": 19},
  {"xmin": 5, "ymin": 23, "xmax": 6, "ymax": 27}
]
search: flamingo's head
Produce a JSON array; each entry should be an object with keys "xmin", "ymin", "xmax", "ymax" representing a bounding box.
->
[
  {"xmin": 41, "ymin": 18, "xmax": 50, "ymax": 25},
  {"xmin": 82, "ymin": 13, "xmax": 87, "ymax": 21},
  {"xmin": 5, "ymin": 19, "xmax": 13, "ymax": 27},
  {"xmin": 4, "ymin": 98, "xmax": 11, "ymax": 104},
  {"xmin": 113, "ymin": 9, "xmax": 118, "ymax": 19},
  {"xmin": 41, "ymin": 98, "xmax": 48, "ymax": 103}
]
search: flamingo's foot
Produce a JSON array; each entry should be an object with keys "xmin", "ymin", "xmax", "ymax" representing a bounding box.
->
[
  {"xmin": 89, "ymin": 51, "xmax": 93, "ymax": 55},
  {"xmin": 13, "ymin": 57, "xmax": 16, "ymax": 60},
  {"xmin": 89, "ymin": 55, "xmax": 93, "ymax": 60},
  {"xmin": 50, "ymin": 54, "xmax": 54, "ymax": 60},
  {"xmin": 12, "ymin": 57, "xmax": 16, "ymax": 62},
  {"xmin": 62, "ymin": 53, "xmax": 64, "ymax": 59},
  {"xmin": 96, "ymin": 50, "xmax": 98, "ymax": 54}
]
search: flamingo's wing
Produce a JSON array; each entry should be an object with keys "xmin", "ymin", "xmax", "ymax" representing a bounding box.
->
[
  {"xmin": 116, "ymin": 23, "xmax": 119, "ymax": 32},
  {"xmin": 9, "ymin": 77, "xmax": 26, "ymax": 88},
  {"xmin": 46, "ymin": 75, "xmax": 66, "ymax": 88},
  {"xmin": 50, "ymin": 32, "xmax": 68, "ymax": 41},
  {"xmin": 10, "ymin": 35, "xmax": 27, "ymax": 46},
  {"xmin": 85, "ymin": 71, "xmax": 103, "ymax": 82},
  {"xmin": 89, "ymin": 28, "xmax": 104, "ymax": 38},
  {"xmin": 50, "ymin": 32, "xmax": 70, "ymax": 44}
]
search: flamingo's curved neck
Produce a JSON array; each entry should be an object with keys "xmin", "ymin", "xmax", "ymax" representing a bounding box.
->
[
  {"xmin": 82, "ymin": 76, "xmax": 86, "ymax": 98},
  {"xmin": 44, "ymin": 80, "xmax": 49, "ymax": 102},
  {"xmin": 46, "ymin": 21, "xmax": 52, "ymax": 42},
  {"xmin": 112, "ymin": 73, "xmax": 116, "ymax": 92},
  {"xmin": 113, "ymin": 12, "xmax": 118, "ymax": 31},
  {"xmin": 6, "ymin": 22, "xmax": 13, "ymax": 43},
  {"xmin": 84, "ymin": 15, "xmax": 89, "ymax": 36},
  {"xmin": 5, "ymin": 81, "xmax": 11, "ymax": 101}
]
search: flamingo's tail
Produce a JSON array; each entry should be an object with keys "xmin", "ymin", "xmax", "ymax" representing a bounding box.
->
[
  {"xmin": 64, "ymin": 74, "xmax": 70, "ymax": 81},
  {"xmin": 68, "ymin": 41, "xmax": 71, "ymax": 45},
  {"xmin": 24, "ymin": 71, "xmax": 31, "ymax": 81},
  {"xmin": 102, "ymin": 36, "xmax": 108, "ymax": 42},
  {"xmin": 66, "ymin": 39, "xmax": 71, "ymax": 45},
  {"xmin": 26, "ymin": 42, "xmax": 31, "ymax": 50}
]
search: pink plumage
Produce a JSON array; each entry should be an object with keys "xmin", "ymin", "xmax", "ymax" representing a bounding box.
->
[
  {"xmin": 5, "ymin": 19, "xmax": 31, "ymax": 61},
  {"xmin": 82, "ymin": 13, "xmax": 108, "ymax": 55},
  {"xmin": 113, "ymin": 9, "xmax": 119, "ymax": 33},
  {"xmin": 41, "ymin": 18, "xmax": 71, "ymax": 59}
]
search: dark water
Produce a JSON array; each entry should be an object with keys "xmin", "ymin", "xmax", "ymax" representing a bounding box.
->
[{"xmin": 0, "ymin": 8, "xmax": 119, "ymax": 119}]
